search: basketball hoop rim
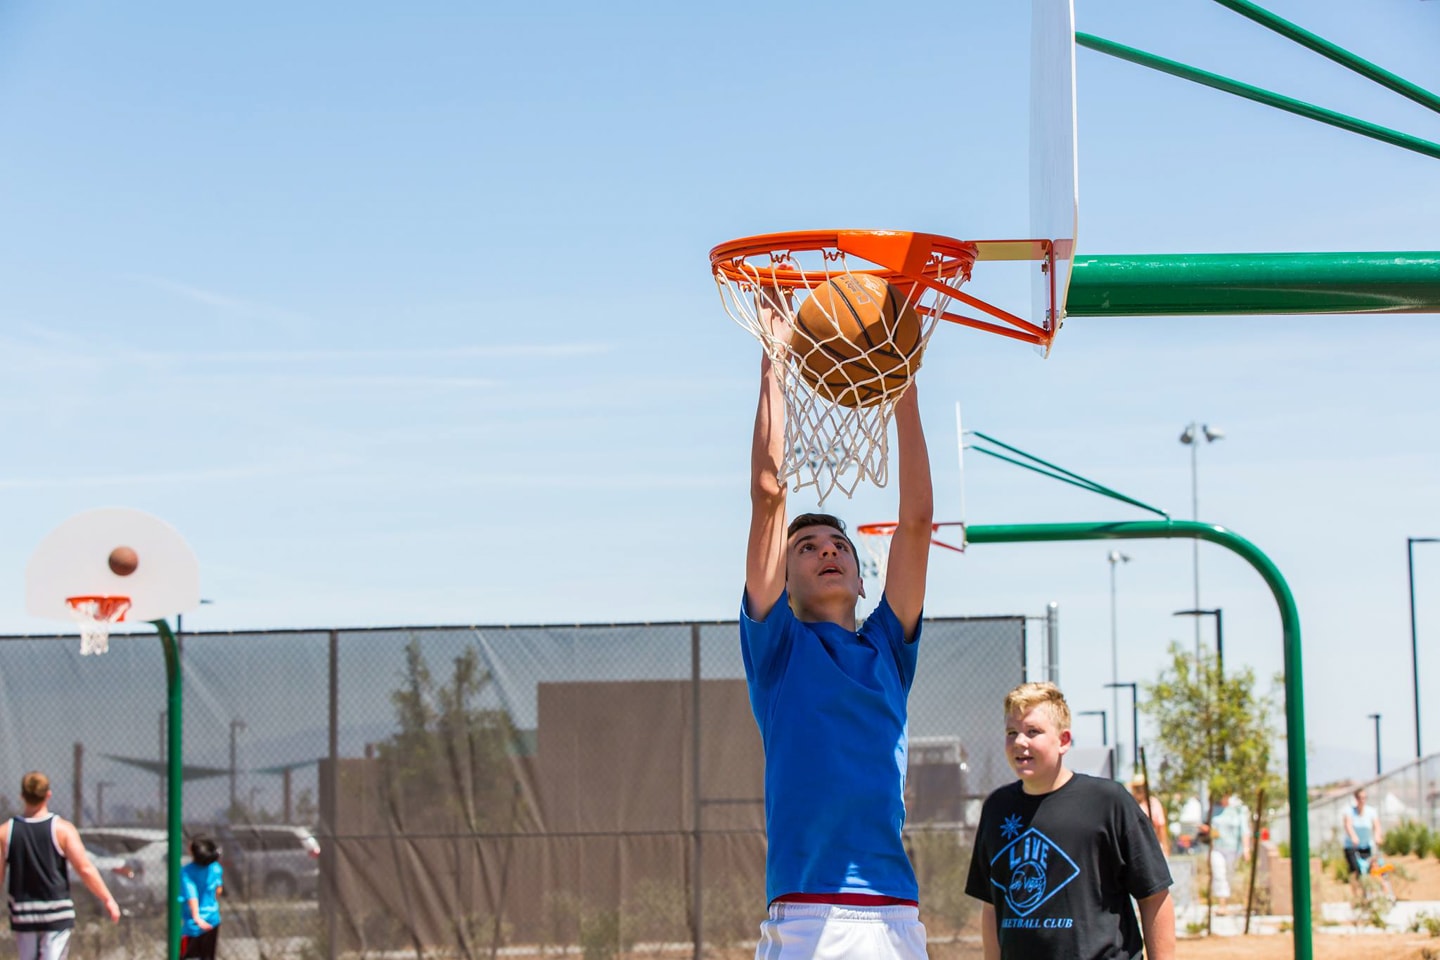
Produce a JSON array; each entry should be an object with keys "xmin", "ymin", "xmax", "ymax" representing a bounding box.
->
[
  {"xmin": 709, "ymin": 230, "xmax": 981, "ymax": 287},
  {"xmin": 65, "ymin": 594, "xmax": 132, "ymax": 623},
  {"xmin": 710, "ymin": 229, "xmax": 1056, "ymax": 348}
]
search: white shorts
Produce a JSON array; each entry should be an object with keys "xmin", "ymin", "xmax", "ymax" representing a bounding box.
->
[
  {"xmin": 1209, "ymin": 848, "xmax": 1232, "ymax": 899},
  {"xmin": 14, "ymin": 929, "xmax": 72, "ymax": 960},
  {"xmin": 755, "ymin": 903, "xmax": 928, "ymax": 960}
]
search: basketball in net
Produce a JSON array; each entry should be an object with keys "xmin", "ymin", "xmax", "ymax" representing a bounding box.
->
[{"xmin": 791, "ymin": 274, "xmax": 924, "ymax": 408}]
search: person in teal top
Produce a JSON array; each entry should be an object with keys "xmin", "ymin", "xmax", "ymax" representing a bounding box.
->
[
  {"xmin": 180, "ymin": 836, "xmax": 223, "ymax": 960},
  {"xmin": 1343, "ymin": 787, "xmax": 1384, "ymax": 877}
]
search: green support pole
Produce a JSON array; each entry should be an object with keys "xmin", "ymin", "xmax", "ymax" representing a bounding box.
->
[
  {"xmin": 1068, "ymin": 252, "xmax": 1440, "ymax": 317},
  {"xmin": 152, "ymin": 619, "xmax": 183, "ymax": 960},
  {"xmin": 965, "ymin": 520, "xmax": 1311, "ymax": 960}
]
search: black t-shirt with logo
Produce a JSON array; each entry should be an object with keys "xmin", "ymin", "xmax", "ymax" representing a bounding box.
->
[{"xmin": 964, "ymin": 773, "xmax": 1172, "ymax": 960}]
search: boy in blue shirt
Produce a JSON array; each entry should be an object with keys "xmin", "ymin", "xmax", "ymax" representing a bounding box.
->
[
  {"xmin": 180, "ymin": 836, "xmax": 223, "ymax": 960},
  {"xmin": 742, "ymin": 293, "xmax": 933, "ymax": 960}
]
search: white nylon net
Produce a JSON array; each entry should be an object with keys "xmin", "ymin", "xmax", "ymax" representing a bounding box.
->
[
  {"xmin": 715, "ymin": 254, "xmax": 955, "ymax": 504},
  {"xmin": 67, "ymin": 597, "xmax": 131, "ymax": 655},
  {"xmin": 857, "ymin": 528, "xmax": 895, "ymax": 587}
]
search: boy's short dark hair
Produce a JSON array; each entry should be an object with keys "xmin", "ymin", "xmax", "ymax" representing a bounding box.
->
[
  {"xmin": 786, "ymin": 513, "xmax": 858, "ymax": 559},
  {"xmin": 190, "ymin": 836, "xmax": 220, "ymax": 866}
]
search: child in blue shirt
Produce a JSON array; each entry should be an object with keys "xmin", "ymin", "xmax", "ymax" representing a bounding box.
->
[{"xmin": 180, "ymin": 836, "xmax": 223, "ymax": 960}]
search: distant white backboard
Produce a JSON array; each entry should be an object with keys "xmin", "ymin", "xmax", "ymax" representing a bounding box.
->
[{"xmin": 26, "ymin": 507, "xmax": 201, "ymax": 625}]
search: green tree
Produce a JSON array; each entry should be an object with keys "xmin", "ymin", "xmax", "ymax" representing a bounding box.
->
[
  {"xmin": 1142, "ymin": 641, "xmax": 1285, "ymax": 819},
  {"xmin": 375, "ymin": 639, "xmax": 532, "ymax": 833}
]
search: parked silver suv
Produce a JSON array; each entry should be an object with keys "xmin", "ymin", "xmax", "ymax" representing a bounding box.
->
[
  {"xmin": 217, "ymin": 824, "xmax": 320, "ymax": 899},
  {"xmin": 78, "ymin": 827, "xmax": 168, "ymax": 903}
]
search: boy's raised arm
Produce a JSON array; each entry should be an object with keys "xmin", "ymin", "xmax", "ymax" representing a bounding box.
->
[
  {"xmin": 882, "ymin": 384, "xmax": 933, "ymax": 639},
  {"xmin": 745, "ymin": 295, "xmax": 789, "ymax": 621}
]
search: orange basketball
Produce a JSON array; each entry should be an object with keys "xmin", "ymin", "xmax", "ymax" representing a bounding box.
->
[
  {"xmin": 108, "ymin": 545, "xmax": 139, "ymax": 577},
  {"xmin": 791, "ymin": 274, "xmax": 924, "ymax": 408}
]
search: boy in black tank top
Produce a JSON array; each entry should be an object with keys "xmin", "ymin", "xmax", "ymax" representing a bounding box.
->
[{"xmin": 0, "ymin": 771, "xmax": 120, "ymax": 960}]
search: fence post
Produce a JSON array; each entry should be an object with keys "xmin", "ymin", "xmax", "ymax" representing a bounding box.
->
[
  {"xmin": 691, "ymin": 623, "xmax": 704, "ymax": 960},
  {"xmin": 327, "ymin": 629, "xmax": 339, "ymax": 960}
]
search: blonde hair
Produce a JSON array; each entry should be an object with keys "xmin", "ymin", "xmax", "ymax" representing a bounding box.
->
[
  {"xmin": 1004, "ymin": 682, "xmax": 1072, "ymax": 732},
  {"xmin": 20, "ymin": 771, "xmax": 50, "ymax": 806}
]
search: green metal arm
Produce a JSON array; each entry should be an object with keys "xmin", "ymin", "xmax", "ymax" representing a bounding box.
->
[
  {"xmin": 966, "ymin": 520, "xmax": 1312, "ymax": 960},
  {"xmin": 1076, "ymin": 32, "xmax": 1440, "ymax": 161},
  {"xmin": 1208, "ymin": 0, "xmax": 1440, "ymax": 116},
  {"xmin": 151, "ymin": 619, "xmax": 183, "ymax": 960},
  {"xmin": 1067, "ymin": 252, "xmax": 1440, "ymax": 317},
  {"xmin": 968, "ymin": 431, "xmax": 1170, "ymax": 519}
]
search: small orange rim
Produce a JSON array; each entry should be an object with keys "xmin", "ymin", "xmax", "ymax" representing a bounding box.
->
[
  {"xmin": 66, "ymin": 595, "xmax": 132, "ymax": 622},
  {"xmin": 856, "ymin": 522, "xmax": 966, "ymax": 554}
]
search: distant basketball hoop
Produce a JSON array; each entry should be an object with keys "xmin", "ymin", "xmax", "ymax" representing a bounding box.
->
[
  {"xmin": 856, "ymin": 521, "xmax": 968, "ymax": 587},
  {"xmin": 65, "ymin": 595, "xmax": 132, "ymax": 655}
]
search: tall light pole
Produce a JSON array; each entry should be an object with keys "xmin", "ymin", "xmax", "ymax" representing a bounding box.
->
[
  {"xmin": 1079, "ymin": 709, "xmax": 1112, "ymax": 778},
  {"xmin": 1078, "ymin": 709, "xmax": 1108, "ymax": 748},
  {"xmin": 1179, "ymin": 422, "xmax": 1224, "ymax": 658},
  {"xmin": 1108, "ymin": 550, "xmax": 1131, "ymax": 776},
  {"xmin": 229, "ymin": 719, "xmax": 247, "ymax": 814},
  {"xmin": 1409, "ymin": 537, "xmax": 1438, "ymax": 759},
  {"xmin": 1175, "ymin": 607, "xmax": 1226, "ymax": 765},
  {"xmin": 1105, "ymin": 681, "xmax": 1140, "ymax": 770},
  {"xmin": 1173, "ymin": 607, "xmax": 1224, "ymax": 677},
  {"xmin": 1368, "ymin": 713, "xmax": 1382, "ymax": 776}
]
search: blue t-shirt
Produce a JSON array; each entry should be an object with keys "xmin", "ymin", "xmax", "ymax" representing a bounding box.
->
[
  {"xmin": 740, "ymin": 589, "xmax": 921, "ymax": 903},
  {"xmin": 180, "ymin": 861, "xmax": 222, "ymax": 937}
]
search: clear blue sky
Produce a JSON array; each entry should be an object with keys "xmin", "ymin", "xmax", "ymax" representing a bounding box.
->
[{"xmin": 1, "ymin": 0, "xmax": 1437, "ymax": 787}]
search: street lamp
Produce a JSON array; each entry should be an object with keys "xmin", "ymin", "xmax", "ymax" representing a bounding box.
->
[
  {"xmin": 1107, "ymin": 550, "xmax": 1131, "ymax": 776},
  {"xmin": 1173, "ymin": 608, "xmax": 1224, "ymax": 678},
  {"xmin": 1368, "ymin": 713, "xmax": 1382, "ymax": 776},
  {"xmin": 1079, "ymin": 709, "xmax": 1113, "ymax": 779},
  {"xmin": 1078, "ymin": 709, "xmax": 1108, "ymax": 747},
  {"xmin": 1105, "ymin": 682, "xmax": 1140, "ymax": 770},
  {"xmin": 229, "ymin": 719, "xmax": 247, "ymax": 813},
  {"xmin": 1179, "ymin": 422, "xmax": 1224, "ymax": 658},
  {"xmin": 1408, "ymin": 537, "xmax": 1438, "ymax": 759},
  {"xmin": 1175, "ymin": 607, "xmax": 1226, "ymax": 765}
]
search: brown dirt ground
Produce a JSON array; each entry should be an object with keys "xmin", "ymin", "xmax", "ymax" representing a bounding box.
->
[
  {"xmin": 1312, "ymin": 852, "xmax": 1440, "ymax": 901},
  {"xmin": 1179, "ymin": 853, "xmax": 1440, "ymax": 959},
  {"xmin": 918, "ymin": 855, "xmax": 1440, "ymax": 960},
  {"xmin": 1174, "ymin": 933, "xmax": 1440, "ymax": 959}
]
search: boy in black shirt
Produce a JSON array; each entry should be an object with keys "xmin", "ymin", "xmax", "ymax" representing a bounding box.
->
[{"xmin": 964, "ymin": 682, "xmax": 1175, "ymax": 960}]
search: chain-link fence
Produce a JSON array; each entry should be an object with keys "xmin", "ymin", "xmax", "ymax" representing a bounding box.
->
[
  {"xmin": 1270, "ymin": 754, "xmax": 1440, "ymax": 853},
  {"xmin": 0, "ymin": 614, "xmax": 1026, "ymax": 959}
]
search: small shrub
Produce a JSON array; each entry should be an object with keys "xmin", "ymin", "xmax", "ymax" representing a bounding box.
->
[
  {"xmin": 622, "ymin": 878, "xmax": 689, "ymax": 945},
  {"xmin": 1277, "ymin": 840, "xmax": 1290, "ymax": 858},
  {"xmin": 1409, "ymin": 911, "xmax": 1440, "ymax": 937},
  {"xmin": 579, "ymin": 909, "xmax": 625, "ymax": 960},
  {"xmin": 1351, "ymin": 877, "xmax": 1394, "ymax": 929},
  {"xmin": 1418, "ymin": 825, "xmax": 1437, "ymax": 859},
  {"xmin": 1385, "ymin": 820, "xmax": 1419, "ymax": 856},
  {"xmin": 1184, "ymin": 920, "xmax": 1207, "ymax": 936}
]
